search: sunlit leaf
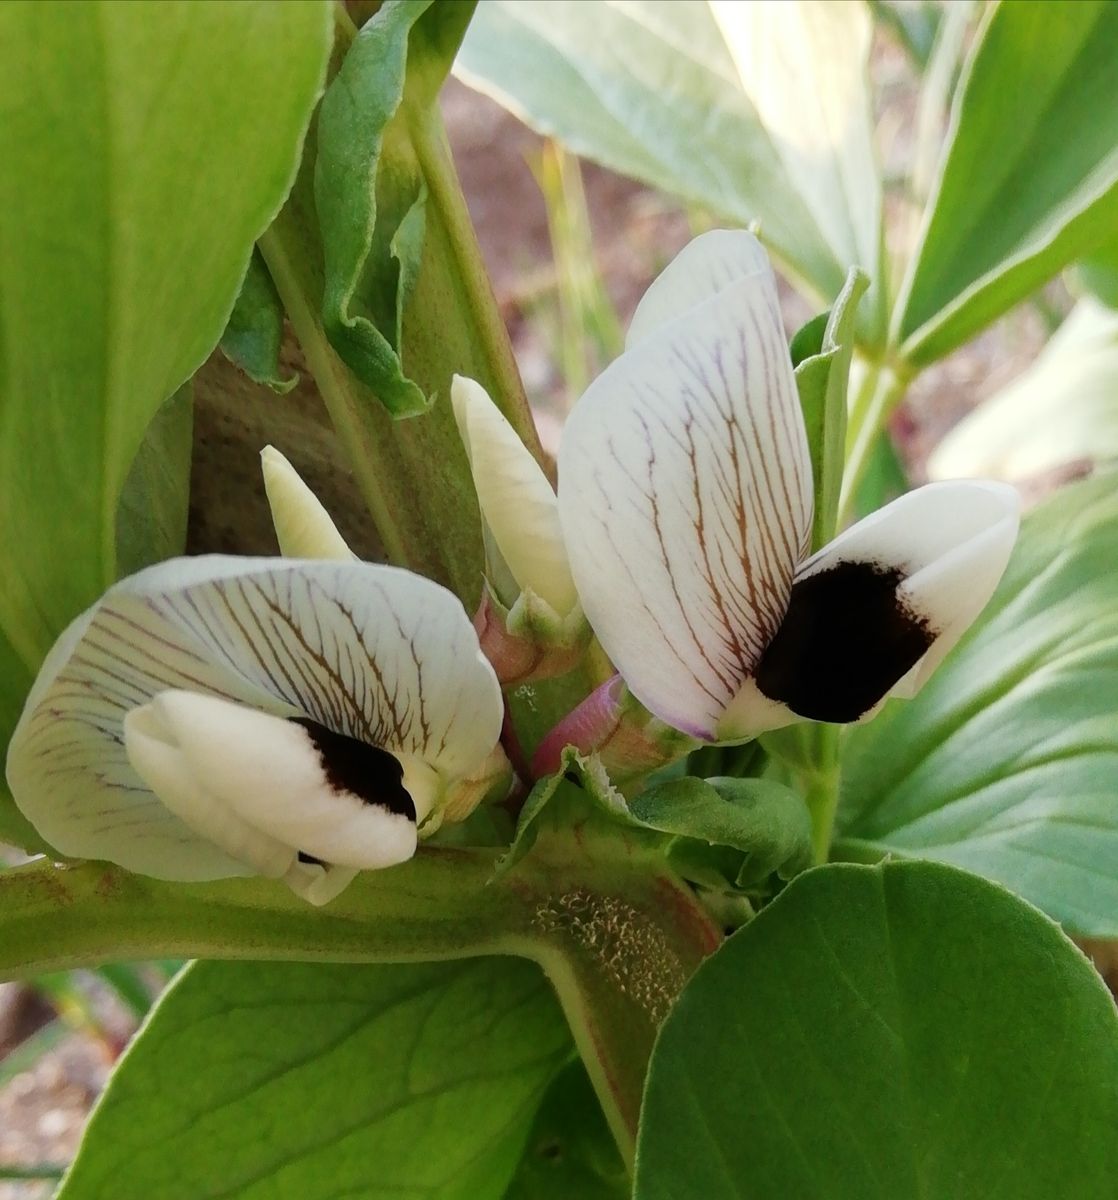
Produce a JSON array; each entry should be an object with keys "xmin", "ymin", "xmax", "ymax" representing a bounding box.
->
[
  {"xmin": 928, "ymin": 299, "xmax": 1118, "ymax": 482},
  {"xmin": 897, "ymin": 0, "xmax": 1118, "ymax": 363},
  {"xmin": 457, "ymin": 0, "xmax": 884, "ymax": 338},
  {"xmin": 837, "ymin": 474, "xmax": 1118, "ymax": 936},
  {"xmin": 636, "ymin": 861, "xmax": 1118, "ymax": 1200},
  {"xmin": 59, "ymin": 958, "xmax": 570, "ymax": 1200},
  {"xmin": 0, "ymin": 0, "xmax": 332, "ymax": 841}
]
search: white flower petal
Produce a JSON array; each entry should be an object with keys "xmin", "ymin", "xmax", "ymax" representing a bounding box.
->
[
  {"xmin": 6, "ymin": 557, "xmax": 502, "ymax": 879},
  {"xmin": 129, "ymin": 691, "xmax": 420, "ymax": 870},
  {"xmin": 451, "ymin": 376, "xmax": 577, "ymax": 616},
  {"xmin": 123, "ymin": 703, "xmax": 292, "ymax": 879},
  {"xmin": 625, "ymin": 229, "xmax": 775, "ymax": 350},
  {"xmin": 559, "ymin": 262, "xmax": 813, "ymax": 739},
  {"xmin": 752, "ymin": 481, "xmax": 1020, "ymax": 721},
  {"xmin": 261, "ymin": 446, "xmax": 354, "ymax": 561}
]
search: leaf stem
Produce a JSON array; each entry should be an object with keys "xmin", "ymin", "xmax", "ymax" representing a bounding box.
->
[
  {"xmin": 0, "ymin": 846, "xmax": 721, "ymax": 1173},
  {"xmin": 804, "ymin": 725, "xmax": 842, "ymax": 863}
]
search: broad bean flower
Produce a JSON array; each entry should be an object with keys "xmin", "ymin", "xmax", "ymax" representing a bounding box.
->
[
  {"xmin": 456, "ymin": 230, "xmax": 1019, "ymax": 746},
  {"xmin": 6, "ymin": 484, "xmax": 507, "ymax": 905}
]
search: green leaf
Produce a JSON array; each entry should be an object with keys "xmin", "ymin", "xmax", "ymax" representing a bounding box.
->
[
  {"xmin": 788, "ymin": 310, "xmax": 829, "ymax": 369},
  {"xmin": 114, "ymin": 384, "xmax": 193, "ymax": 577},
  {"xmin": 0, "ymin": 0, "xmax": 331, "ymax": 794},
  {"xmin": 897, "ymin": 0, "xmax": 1118, "ymax": 364},
  {"xmin": 631, "ymin": 776, "xmax": 813, "ymax": 891},
  {"xmin": 505, "ymin": 1061, "xmax": 628, "ymax": 1200},
  {"xmin": 316, "ymin": 0, "xmax": 476, "ymax": 416},
  {"xmin": 793, "ymin": 268, "xmax": 868, "ymax": 549},
  {"xmin": 457, "ymin": 1, "xmax": 884, "ymax": 337},
  {"xmin": 837, "ymin": 473, "xmax": 1118, "ymax": 936},
  {"xmin": 59, "ymin": 958, "xmax": 570, "ymax": 1200},
  {"xmin": 928, "ymin": 298, "xmax": 1118, "ymax": 481},
  {"xmin": 219, "ymin": 250, "xmax": 298, "ymax": 393},
  {"xmin": 636, "ymin": 861, "xmax": 1118, "ymax": 1200}
]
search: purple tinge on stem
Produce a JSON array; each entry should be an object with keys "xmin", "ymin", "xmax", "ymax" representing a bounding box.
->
[{"xmin": 532, "ymin": 675, "xmax": 626, "ymax": 778}]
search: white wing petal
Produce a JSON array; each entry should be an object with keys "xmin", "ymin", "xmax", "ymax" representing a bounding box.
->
[
  {"xmin": 261, "ymin": 446, "xmax": 355, "ymax": 561},
  {"xmin": 752, "ymin": 481, "xmax": 1020, "ymax": 722},
  {"xmin": 625, "ymin": 229, "xmax": 774, "ymax": 350},
  {"xmin": 559, "ymin": 269, "xmax": 813, "ymax": 739},
  {"xmin": 451, "ymin": 376, "xmax": 577, "ymax": 616},
  {"xmin": 6, "ymin": 557, "xmax": 502, "ymax": 879},
  {"xmin": 126, "ymin": 692, "xmax": 418, "ymax": 870}
]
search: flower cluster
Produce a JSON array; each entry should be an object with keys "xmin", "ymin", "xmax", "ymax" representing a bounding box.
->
[{"xmin": 6, "ymin": 232, "xmax": 1017, "ymax": 903}]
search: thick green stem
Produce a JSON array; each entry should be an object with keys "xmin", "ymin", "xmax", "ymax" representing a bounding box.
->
[
  {"xmin": 804, "ymin": 724, "xmax": 842, "ymax": 864},
  {"xmin": 0, "ymin": 842, "xmax": 720, "ymax": 1171}
]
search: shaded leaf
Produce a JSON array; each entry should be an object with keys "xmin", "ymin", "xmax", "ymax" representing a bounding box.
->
[
  {"xmin": 316, "ymin": 0, "xmax": 475, "ymax": 415},
  {"xmin": 219, "ymin": 249, "xmax": 298, "ymax": 393},
  {"xmin": 114, "ymin": 384, "xmax": 193, "ymax": 577},
  {"xmin": 929, "ymin": 298, "xmax": 1118, "ymax": 482},
  {"xmin": 59, "ymin": 958, "xmax": 570, "ymax": 1200},
  {"xmin": 636, "ymin": 861, "xmax": 1118, "ymax": 1200},
  {"xmin": 898, "ymin": 0, "xmax": 1118, "ymax": 363},
  {"xmin": 837, "ymin": 473, "xmax": 1118, "ymax": 936},
  {"xmin": 505, "ymin": 1061, "xmax": 627, "ymax": 1200}
]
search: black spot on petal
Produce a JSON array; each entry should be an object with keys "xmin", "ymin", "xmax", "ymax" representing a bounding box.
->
[
  {"xmin": 290, "ymin": 719, "xmax": 416, "ymax": 821},
  {"xmin": 755, "ymin": 560, "xmax": 935, "ymax": 723},
  {"xmin": 297, "ymin": 851, "xmax": 324, "ymax": 866}
]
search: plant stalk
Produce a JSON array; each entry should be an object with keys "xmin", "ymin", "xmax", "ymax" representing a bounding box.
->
[{"xmin": 0, "ymin": 845, "xmax": 721, "ymax": 1172}]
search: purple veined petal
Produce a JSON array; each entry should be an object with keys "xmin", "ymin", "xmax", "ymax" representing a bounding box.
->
[
  {"xmin": 5, "ymin": 556, "xmax": 503, "ymax": 881},
  {"xmin": 751, "ymin": 480, "xmax": 1020, "ymax": 722},
  {"xmin": 625, "ymin": 229, "xmax": 775, "ymax": 351},
  {"xmin": 559, "ymin": 254, "xmax": 813, "ymax": 740}
]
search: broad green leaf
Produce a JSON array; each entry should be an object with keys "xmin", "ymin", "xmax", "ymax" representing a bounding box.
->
[
  {"xmin": 316, "ymin": 0, "xmax": 476, "ymax": 415},
  {"xmin": 837, "ymin": 473, "xmax": 1118, "ymax": 936},
  {"xmin": 505, "ymin": 1061, "xmax": 628, "ymax": 1200},
  {"xmin": 59, "ymin": 958, "xmax": 570, "ymax": 1200},
  {"xmin": 928, "ymin": 299, "xmax": 1118, "ymax": 482},
  {"xmin": 457, "ymin": 1, "xmax": 884, "ymax": 338},
  {"xmin": 792, "ymin": 268, "xmax": 868, "ymax": 549},
  {"xmin": 636, "ymin": 861, "xmax": 1118, "ymax": 1200},
  {"xmin": 897, "ymin": 0, "xmax": 1118, "ymax": 364},
  {"xmin": 0, "ymin": 0, "xmax": 332, "ymax": 803},
  {"xmin": 114, "ymin": 384, "xmax": 193, "ymax": 578},
  {"xmin": 219, "ymin": 250, "xmax": 298, "ymax": 393}
]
